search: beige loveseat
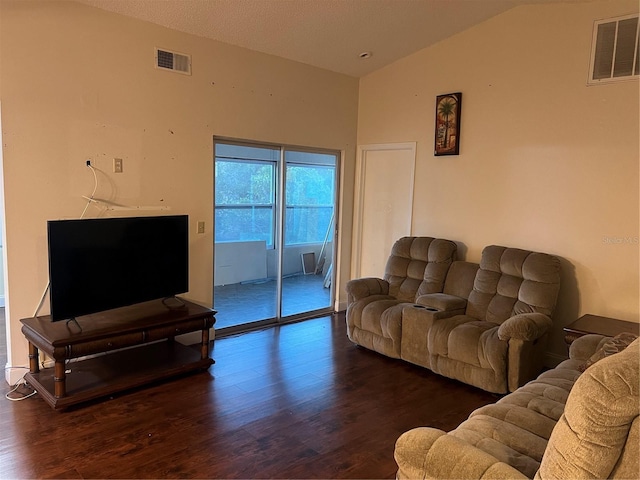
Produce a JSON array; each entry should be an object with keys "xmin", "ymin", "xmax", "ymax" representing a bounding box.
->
[
  {"xmin": 348, "ymin": 242, "xmax": 561, "ymax": 394},
  {"xmin": 395, "ymin": 334, "xmax": 640, "ymax": 479}
]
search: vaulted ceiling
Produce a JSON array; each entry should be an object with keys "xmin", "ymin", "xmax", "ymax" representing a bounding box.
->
[{"xmin": 75, "ymin": 0, "xmax": 584, "ymax": 77}]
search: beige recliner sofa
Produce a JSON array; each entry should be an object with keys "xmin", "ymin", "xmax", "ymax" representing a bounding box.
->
[
  {"xmin": 348, "ymin": 241, "xmax": 561, "ymax": 394},
  {"xmin": 405, "ymin": 245, "xmax": 561, "ymax": 393},
  {"xmin": 394, "ymin": 334, "xmax": 640, "ymax": 479},
  {"xmin": 346, "ymin": 236, "xmax": 458, "ymax": 359}
]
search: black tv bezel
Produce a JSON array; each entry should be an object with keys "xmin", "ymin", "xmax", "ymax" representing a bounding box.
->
[{"xmin": 46, "ymin": 214, "xmax": 189, "ymax": 322}]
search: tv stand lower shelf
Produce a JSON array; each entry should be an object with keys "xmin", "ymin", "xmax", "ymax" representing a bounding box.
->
[
  {"xmin": 25, "ymin": 341, "xmax": 212, "ymax": 410},
  {"xmin": 21, "ymin": 299, "xmax": 215, "ymax": 410}
]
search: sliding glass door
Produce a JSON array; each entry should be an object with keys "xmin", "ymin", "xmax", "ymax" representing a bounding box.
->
[
  {"xmin": 213, "ymin": 139, "xmax": 338, "ymax": 332},
  {"xmin": 281, "ymin": 151, "xmax": 335, "ymax": 317},
  {"xmin": 214, "ymin": 142, "xmax": 279, "ymax": 327}
]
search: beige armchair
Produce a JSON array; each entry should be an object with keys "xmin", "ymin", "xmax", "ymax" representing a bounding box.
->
[{"xmin": 346, "ymin": 236, "xmax": 457, "ymax": 358}]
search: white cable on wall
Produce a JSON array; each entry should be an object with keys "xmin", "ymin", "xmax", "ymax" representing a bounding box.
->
[
  {"xmin": 32, "ymin": 162, "xmax": 99, "ymax": 318},
  {"xmin": 79, "ymin": 163, "xmax": 98, "ymax": 219}
]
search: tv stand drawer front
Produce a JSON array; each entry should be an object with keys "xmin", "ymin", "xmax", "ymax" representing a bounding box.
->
[
  {"xmin": 67, "ymin": 332, "xmax": 145, "ymax": 358},
  {"xmin": 145, "ymin": 317, "xmax": 213, "ymax": 342}
]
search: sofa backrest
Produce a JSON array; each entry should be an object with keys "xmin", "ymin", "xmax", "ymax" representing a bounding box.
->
[
  {"xmin": 465, "ymin": 245, "xmax": 561, "ymax": 324},
  {"xmin": 442, "ymin": 261, "xmax": 479, "ymax": 299},
  {"xmin": 536, "ymin": 338, "xmax": 639, "ymax": 479},
  {"xmin": 383, "ymin": 237, "xmax": 457, "ymax": 302}
]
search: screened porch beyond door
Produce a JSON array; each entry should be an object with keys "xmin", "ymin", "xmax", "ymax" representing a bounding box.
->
[{"xmin": 214, "ymin": 139, "xmax": 338, "ymax": 331}]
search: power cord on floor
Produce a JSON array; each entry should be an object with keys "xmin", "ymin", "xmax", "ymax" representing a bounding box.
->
[
  {"xmin": 4, "ymin": 367, "xmax": 37, "ymax": 402},
  {"xmin": 3, "ymin": 161, "xmax": 99, "ymax": 400}
]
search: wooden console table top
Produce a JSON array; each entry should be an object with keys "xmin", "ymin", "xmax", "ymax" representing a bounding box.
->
[
  {"xmin": 21, "ymin": 298, "xmax": 215, "ymax": 349},
  {"xmin": 563, "ymin": 314, "xmax": 639, "ymax": 345}
]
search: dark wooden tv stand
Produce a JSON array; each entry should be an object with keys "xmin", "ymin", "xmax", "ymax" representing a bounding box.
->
[{"xmin": 20, "ymin": 299, "xmax": 215, "ymax": 410}]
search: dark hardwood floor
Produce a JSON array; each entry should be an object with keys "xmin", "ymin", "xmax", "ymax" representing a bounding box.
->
[{"xmin": 0, "ymin": 313, "xmax": 497, "ymax": 479}]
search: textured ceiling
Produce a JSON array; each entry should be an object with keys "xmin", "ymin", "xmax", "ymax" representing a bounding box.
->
[{"xmin": 75, "ymin": 0, "xmax": 582, "ymax": 77}]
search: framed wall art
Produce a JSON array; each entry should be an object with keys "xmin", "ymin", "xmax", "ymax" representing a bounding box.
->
[{"xmin": 434, "ymin": 92, "xmax": 462, "ymax": 156}]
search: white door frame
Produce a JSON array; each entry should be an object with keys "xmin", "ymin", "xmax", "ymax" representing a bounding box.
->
[{"xmin": 351, "ymin": 142, "xmax": 416, "ymax": 279}]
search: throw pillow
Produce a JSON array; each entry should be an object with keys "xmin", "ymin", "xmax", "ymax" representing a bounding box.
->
[{"xmin": 579, "ymin": 332, "xmax": 639, "ymax": 372}]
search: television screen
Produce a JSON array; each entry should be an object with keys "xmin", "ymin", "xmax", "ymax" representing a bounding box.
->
[{"xmin": 47, "ymin": 215, "xmax": 189, "ymax": 321}]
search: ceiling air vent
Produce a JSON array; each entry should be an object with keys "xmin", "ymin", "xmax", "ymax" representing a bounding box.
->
[
  {"xmin": 155, "ymin": 48, "xmax": 191, "ymax": 75},
  {"xmin": 588, "ymin": 14, "xmax": 639, "ymax": 85}
]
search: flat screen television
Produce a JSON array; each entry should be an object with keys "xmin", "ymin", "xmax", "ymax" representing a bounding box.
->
[{"xmin": 47, "ymin": 215, "xmax": 189, "ymax": 321}]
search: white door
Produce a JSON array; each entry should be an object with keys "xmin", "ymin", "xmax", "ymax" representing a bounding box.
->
[{"xmin": 352, "ymin": 143, "xmax": 416, "ymax": 278}]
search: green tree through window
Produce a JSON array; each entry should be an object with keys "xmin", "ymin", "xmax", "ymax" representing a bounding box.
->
[{"xmin": 215, "ymin": 142, "xmax": 336, "ymax": 247}]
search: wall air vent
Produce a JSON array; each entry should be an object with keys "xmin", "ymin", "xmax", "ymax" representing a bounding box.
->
[
  {"xmin": 155, "ymin": 48, "xmax": 191, "ymax": 75},
  {"xmin": 588, "ymin": 14, "xmax": 639, "ymax": 85}
]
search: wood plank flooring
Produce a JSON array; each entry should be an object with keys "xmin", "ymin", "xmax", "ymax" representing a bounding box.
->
[{"xmin": 0, "ymin": 313, "xmax": 497, "ymax": 479}]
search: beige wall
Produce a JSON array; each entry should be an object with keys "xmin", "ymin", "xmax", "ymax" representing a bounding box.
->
[
  {"xmin": 358, "ymin": 1, "xmax": 639, "ymax": 360},
  {"xmin": 0, "ymin": 1, "xmax": 358, "ymax": 374},
  {"xmin": 1, "ymin": 0, "xmax": 638, "ymax": 374}
]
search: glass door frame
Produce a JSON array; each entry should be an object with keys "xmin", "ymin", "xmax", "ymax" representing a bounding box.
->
[{"xmin": 213, "ymin": 137, "xmax": 340, "ymax": 336}]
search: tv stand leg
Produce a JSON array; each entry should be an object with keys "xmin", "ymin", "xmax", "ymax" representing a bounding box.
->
[
  {"xmin": 54, "ymin": 360, "xmax": 66, "ymax": 398},
  {"xmin": 28, "ymin": 342, "xmax": 40, "ymax": 373},
  {"xmin": 201, "ymin": 328, "xmax": 210, "ymax": 360}
]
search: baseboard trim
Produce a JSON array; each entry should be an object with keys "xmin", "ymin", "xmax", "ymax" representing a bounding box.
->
[{"xmin": 5, "ymin": 363, "xmax": 30, "ymax": 386}]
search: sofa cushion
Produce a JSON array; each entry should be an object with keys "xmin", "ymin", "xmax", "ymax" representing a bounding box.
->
[
  {"xmin": 383, "ymin": 237, "xmax": 427, "ymax": 301},
  {"xmin": 360, "ymin": 299, "xmax": 404, "ymax": 336},
  {"xmin": 346, "ymin": 294, "xmax": 395, "ymax": 330},
  {"xmin": 442, "ymin": 260, "xmax": 479, "ymax": 298},
  {"xmin": 437, "ymin": 353, "xmax": 583, "ymax": 478},
  {"xmin": 465, "ymin": 246, "xmax": 561, "ymax": 324},
  {"xmin": 471, "ymin": 403, "xmax": 557, "ymax": 440},
  {"xmin": 351, "ymin": 299, "xmax": 409, "ymax": 358},
  {"xmin": 419, "ymin": 240, "xmax": 458, "ymax": 295},
  {"xmin": 395, "ymin": 428, "xmax": 528, "ymax": 480},
  {"xmin": 427, "ymin": 315, "xmax": 476, "ymax": 357},
  {"xmin": 537, "ymin": 338, "xmax": 640, "ymax": 479},
  {"xmin": 428, "ymin": 315, "xmax": 507, "ymax": 372},
  {"xmin": 444, "ymin": 359, "xmax": 586, "ymax": 478},
  {"xmin": 500, "ymin": 373, "xmax": 575, "ymax": 422},
  {"xmin": 451, "ymin": 415, "xmax": 546, "ymax": 478},
  {"xmin": 383, "ymin": 237, "xmax": 456, "ymax": 302},
  {"xmin": 447, "ymin": 321, "xmax": 505, "ymax": 370}
]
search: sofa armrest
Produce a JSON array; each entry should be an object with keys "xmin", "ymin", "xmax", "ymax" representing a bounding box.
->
[
  {"xmin": 498, "ymin": 313, "xmax": 552, "ymax": 342},
  {"xmin": 500, "ymin": 313, "xmax": 554, "ymax": 392},
  {"xmin": 345, "ymin": 277, "xmax": 389, "ymax": 304},
  {"xmin": 395, "ymin": 427, "xmax": 527, "ymax": 480},
  {"xmin": 415, "ymin": 293, "xmax": 467, "ymax": 312},
  {"xmin": 568, "ymin": 333, "xmax": 608, "ymax": 361}
]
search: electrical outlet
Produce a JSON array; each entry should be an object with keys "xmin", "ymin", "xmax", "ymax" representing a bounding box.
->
[
  {"xmin": 113, "ymin": 158, "xmax": 123, "ymax": 173},
  {"xmin": 197, "ymin": 221, "xmax": 205, "ymax": 234}
]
